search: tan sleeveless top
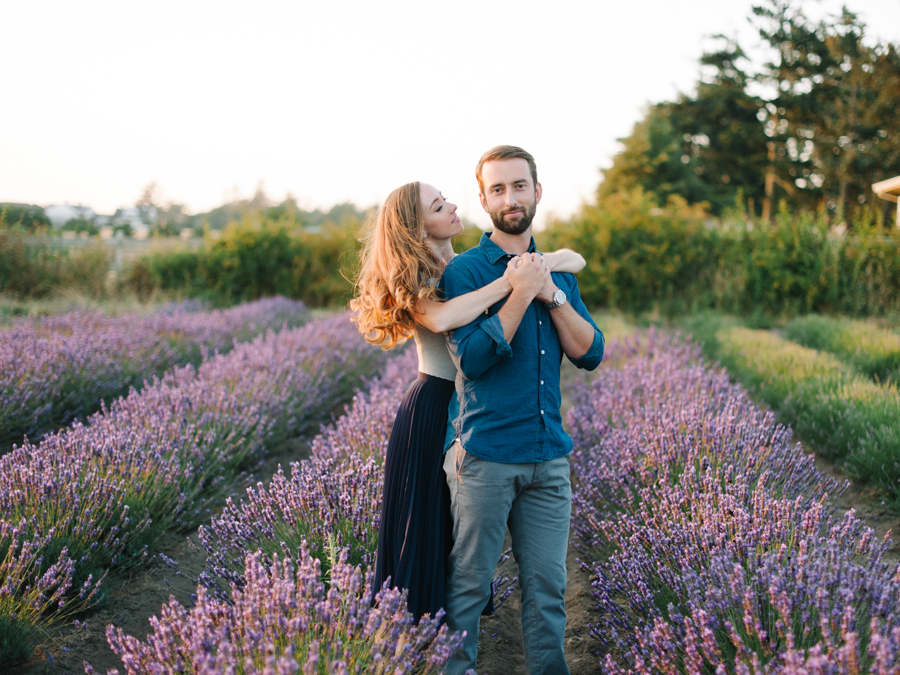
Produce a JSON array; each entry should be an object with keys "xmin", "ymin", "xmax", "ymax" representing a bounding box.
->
[{"xmin": 413, "ymin": 324, "xmax": 457, "ymax": 381}]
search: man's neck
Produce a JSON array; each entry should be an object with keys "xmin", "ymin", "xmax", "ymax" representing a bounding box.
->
[{"xmin": 489, "ymin": 228, "xmax": 532, "ymax": 255}]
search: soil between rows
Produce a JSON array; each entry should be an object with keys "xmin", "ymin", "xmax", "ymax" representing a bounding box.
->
[{"xmin": 13, "ymin": 366, "xmax": 900, "ymax": 675}]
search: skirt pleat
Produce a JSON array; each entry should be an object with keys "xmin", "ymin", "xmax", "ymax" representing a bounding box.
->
[{"xmin": 373, "ymin": 372, "xmax": 455, "ymax": 621}]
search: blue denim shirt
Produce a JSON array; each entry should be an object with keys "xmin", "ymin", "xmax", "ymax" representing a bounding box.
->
[{"xmin": 441, "ymin": 233, "xmax": 604, "ymax": 463}]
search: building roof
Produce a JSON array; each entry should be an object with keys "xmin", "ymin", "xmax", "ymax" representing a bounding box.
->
[{"xmin": 873, "ymin": 175, "xmax": 900, "ymax": 203}]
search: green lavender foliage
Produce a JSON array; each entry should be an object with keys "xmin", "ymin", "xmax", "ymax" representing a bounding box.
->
[{"xmin": 784, "ymin": 314, "xmax": 900, "ymax": 385}]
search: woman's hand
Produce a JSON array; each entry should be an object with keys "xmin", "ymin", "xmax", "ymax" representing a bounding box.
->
[{"xmin": 509, "ymin": 252, "xmax": 551, "ymax": 299}]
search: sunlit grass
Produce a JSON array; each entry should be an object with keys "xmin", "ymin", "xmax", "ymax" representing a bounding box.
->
[
  {"xmin": 591, "ymin": 310, "xmax": 637, "ymax": 342},
  {"xmin": 784, "ymin": 314, "xmax": 900, "ymax": 385},
  {"xmin": 683, "ymin": 313, "xmax": 900, "ymax": 509},
  {"xmin": 0, "ymin": 291, "xmax": 180, "ymax": 324}
]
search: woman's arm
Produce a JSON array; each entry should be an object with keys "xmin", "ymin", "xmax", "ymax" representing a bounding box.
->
[
  {"xmin": 414, "ymin": 258, "xmax": 516, "ymax": 334},
  {"xmin": 542, "ymin": 248, "xmax": 586, "ymax": 274}
]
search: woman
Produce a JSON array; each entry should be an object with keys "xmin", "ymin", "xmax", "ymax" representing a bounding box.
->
[{"xmin": 350, "ymin": 181, "xmax": 584, "ymax": 621}]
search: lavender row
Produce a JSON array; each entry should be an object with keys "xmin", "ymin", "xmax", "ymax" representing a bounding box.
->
[
  {"xmin": 567, "ymin": 329, "xmax": 900, "ymax": 673},
  {"xmin": 0, "ymin": 297, "xmax": 308, "ymax": 444},
  {"xmin": 197, "ymin": 347, "xmax": 417, "ymax": 595},
  {"xmin": 92, "ymin": 549, "xmax": 463, "ymax": 675},
  {"xmin": 0, "ymin": 313, "xmax": 384, "ymax": 665}
]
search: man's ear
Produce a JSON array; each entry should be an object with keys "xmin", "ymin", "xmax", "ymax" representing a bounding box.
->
[
  {"xmin": 479, "ymin": 191, "xmax": 489, "ymax": 213},
  {"xmin": 535, "ymin": 182, "xmax": 543, "ymax": 205}
]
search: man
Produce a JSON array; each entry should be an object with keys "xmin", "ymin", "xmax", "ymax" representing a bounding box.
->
[{"xmin": 440, "ymin": 145, "xmax": 604, "ymax": 674}]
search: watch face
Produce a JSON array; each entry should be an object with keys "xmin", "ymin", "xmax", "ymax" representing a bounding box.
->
[{"xmin": 554, "ymin": 290, "xmax": 565, "ymax": 304}]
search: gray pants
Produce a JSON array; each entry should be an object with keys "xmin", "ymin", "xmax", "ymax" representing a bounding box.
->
[{"xmin": 442, "ymin": 442, "xmax": 572, "ymax": 675}]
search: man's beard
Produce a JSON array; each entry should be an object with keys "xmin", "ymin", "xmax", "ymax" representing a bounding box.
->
[{"xmin": 488, "ymin": 201, "xmax": 536, "ymax": 235}]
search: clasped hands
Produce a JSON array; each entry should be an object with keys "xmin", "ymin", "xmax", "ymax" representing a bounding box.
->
[{"xmin": 504, "ymin": 253, "xmax": 557, "ymax": 303}]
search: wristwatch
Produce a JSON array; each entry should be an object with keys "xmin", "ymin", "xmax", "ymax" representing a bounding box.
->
[{"xmin": 545, "ymin": 289, "xmax": 567, "ymax": 310}]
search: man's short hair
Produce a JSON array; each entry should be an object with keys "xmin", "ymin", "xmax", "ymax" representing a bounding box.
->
[{"xmin": 475, "ymin": 145, "xmax": 538, "ymax": 195}]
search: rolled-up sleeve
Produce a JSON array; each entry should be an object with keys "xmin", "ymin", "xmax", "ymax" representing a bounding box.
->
[
  {"xmin": 561, "ymin": 275, "xmax": 604, "ymax": 371},
  {"xmin": 441, "ymin": 265, "xmax": 512, "ymax": 380}
]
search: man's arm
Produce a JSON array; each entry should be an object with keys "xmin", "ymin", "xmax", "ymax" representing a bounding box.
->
[
  {"xmin": 443, "ymin": 255, "xmax": 549, "ymax": 380},
  {"xmin": 496, "ymin": 253, "xmax": 549, "ymax": 343},
  {"xmin": 537, "ymin": 271, "xmax": 604, "ymax": 369},
  {"xmin": 547, "ymin": 301, "xmax": 595, "ymax": 359}
]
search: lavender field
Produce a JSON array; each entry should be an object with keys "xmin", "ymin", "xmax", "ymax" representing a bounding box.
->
[
  {"xmin": 0, "ymin": 297, "xmax": 309, "ymax": 447},
  {"xmin": 3, "ymin": 305, "xmax": 899, "ymax": 674},
  {"xmin": 0, "ymin": 306, "xmax": 386, "ymax": 666},
  {"xmin": 568, "ymin": 330, "xmax": 900, "ymax": 673}
]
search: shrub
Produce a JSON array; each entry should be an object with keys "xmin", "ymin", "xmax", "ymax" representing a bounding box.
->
[
  {"xmin": 539, "ymin": 189, "xmax": 718, "ymax": 314},
  {"xmin": 567, "ymin": 330, "xmax": 900, "ymax": 673},
  {"xmin": 0, "ymin": 230, "xmax": 110, "ymax": 299},
  {"xmin": 0, "ymin": 522, "xmax": 103, "ymax": 665},
  {"xmin": 0, "ymin": 297, "xmax": 308, "ymax": 445},
  {"xmin": 198, "ymin": 348, "xmax": 418, "ymax": 596},
  {"xmin": 0, "ymin": 204, "xmax": 51, "ymax": 231},
  {"xmin": 0, "ymin": 313, "xmax": 384, "ymax": 667},
  {"xmin": 126, "ymin": 218, "xmax": 363, "ymax": 307}
]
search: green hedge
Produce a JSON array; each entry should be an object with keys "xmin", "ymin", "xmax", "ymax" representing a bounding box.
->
[
  {"xmin": 127, "ymin": 219, "xmax": 490, "ymax": 308},
  {"xmin": 127, "ymin": 219, "xmax": 361, "ymax": 307},
  {"xmin": 539, "ymin": 189, "xmax": 900, "ymax": 319},
  {"xmin": 13, "ymin": 192, "xmax": 899, "ymax": 318}
]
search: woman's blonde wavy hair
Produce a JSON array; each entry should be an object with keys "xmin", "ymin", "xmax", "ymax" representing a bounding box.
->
[{"xmin": 350, "ymin": 182, "xmax": 445, "ymax": 349}]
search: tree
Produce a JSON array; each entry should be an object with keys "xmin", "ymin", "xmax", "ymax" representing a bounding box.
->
[
  {"xmin": 137, "ymin": 181, "xmax": 162, "ymax": 208},
  {"xmin": 752, "ymin": 2, "xmax": 900, "ymax": 224},
  {"xmin": 750, "ymin": 0, "xmax": 823, "ymax": 220},
  {"xmin": 598, "ymin": 107, "xmax": 712, "ymax": 209},
  {"xmin": 800, "ymin": 9, "xmax": 900, "ymax": 221},
  {"xmin": 597, "ymin": 0, "xmax": 900, "ymax": 225},
  {"xmin": 664, "ymin": 36, "xmax": 769, "ymax": 214}
]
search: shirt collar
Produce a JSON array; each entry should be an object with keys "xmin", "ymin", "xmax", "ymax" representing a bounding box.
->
[{"xmin": 478, "ymin": 231, "xmax": 537, "ymax": 265}]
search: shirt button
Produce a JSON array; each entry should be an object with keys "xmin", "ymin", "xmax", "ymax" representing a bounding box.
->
[
  {"xmin": 539, "ymin": 320, "xmax": 542, "ymax": 325},
  {"xmin": 541, "ymin": 380, "xmax": 544, "ymax": 385},
  {"xmin": 540, "ymin": 410, "xmax": 544, "ymax": 415},
  {"xmin": 541, "ymin": 350, "xmax": 545, "ymax": 355}
]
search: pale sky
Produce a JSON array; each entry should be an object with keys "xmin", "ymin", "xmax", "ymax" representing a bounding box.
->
[{"xmin": 2, "ymin": 0, "xmax": 899, "ymax": 229}]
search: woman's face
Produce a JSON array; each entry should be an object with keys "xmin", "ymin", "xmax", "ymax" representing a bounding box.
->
[{"xmin": 420, "ymin": 183, "xmax": 463, "ymax": 241}]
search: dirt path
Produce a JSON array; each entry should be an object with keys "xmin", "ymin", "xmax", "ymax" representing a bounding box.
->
[
  {"xmin": 475, "ymin": 529, "xmax": 598, "ymax": 675},
  {"xmin": 807, "ymin": 442, "xmax": 900, "ymax": 567}
]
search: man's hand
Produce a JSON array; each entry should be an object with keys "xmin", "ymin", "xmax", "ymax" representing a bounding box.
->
[
  {"xmin": 494, "ymin": 253, "xmax": 550, "ymax": 344},
  {"xmin": 508, "ymin": 252, "xmax": 550, "ymax": 300}
]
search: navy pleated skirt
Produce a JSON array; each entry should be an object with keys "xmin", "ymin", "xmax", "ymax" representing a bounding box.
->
[{"xmin": 372, "ymin": 372, "xmax": 455, "ymax": 621}]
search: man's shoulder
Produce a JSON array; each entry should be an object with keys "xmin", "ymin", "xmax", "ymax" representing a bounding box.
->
[
  {"xmin": 550, "ymin": 269, "xmax": 579, "ymax": 290},
  {"xmin": 448, "ymin": 245, "xmax": 485, "ymax": 266}
]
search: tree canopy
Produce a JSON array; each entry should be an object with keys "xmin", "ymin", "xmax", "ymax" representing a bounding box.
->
[{"xmin": 598, "ymin": 0, "xmax": 900, "ymax": 225}]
